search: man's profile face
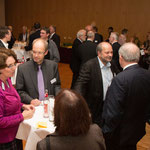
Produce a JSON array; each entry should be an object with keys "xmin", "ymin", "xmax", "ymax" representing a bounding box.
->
[{"xmin": 6, "ymin": 30, "xmax": 11, "ymax": 42}]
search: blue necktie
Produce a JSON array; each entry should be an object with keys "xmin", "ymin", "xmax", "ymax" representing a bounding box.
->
[{"xmin": 37, "ymin": 65, "xmax": 45, "ymax": 100}]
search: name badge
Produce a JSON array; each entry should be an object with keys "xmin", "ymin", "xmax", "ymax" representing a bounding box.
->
[{"xmin": 50, "ymin": 78, "xmax": 56, "ymax": 84}]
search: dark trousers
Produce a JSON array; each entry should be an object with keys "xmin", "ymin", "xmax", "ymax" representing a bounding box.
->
[
  {"xmin": 70, "ymin": 72, "xmax": 79, "ymax": 89},
  {"xmin": 0, "ymin": 139, "xmax": 23, "ymax": 150},
  {"xmin": 104, "ymin": 135, "xmax": 136, "ymax": 150}
]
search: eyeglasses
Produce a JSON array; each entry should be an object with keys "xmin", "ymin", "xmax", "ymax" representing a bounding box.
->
[
  {"xmin": 32, "ymin": 50, "xmax": 45, "ymax": 55},
  {"xmin": 7, "ymin": 63, "xmax": 17, "ymax": 68}
]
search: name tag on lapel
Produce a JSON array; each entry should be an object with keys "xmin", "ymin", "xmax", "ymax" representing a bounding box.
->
[{"xmin": 50, "ymin": 78, "xmax": 56, "ymax": 84}]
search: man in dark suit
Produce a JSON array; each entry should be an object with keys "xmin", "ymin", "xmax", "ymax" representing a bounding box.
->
[
  {"xmin": 76, "ymin": 31, "xmax": 97, "ymax": 71},
  {"xmin": 102, "ymin": 43, "xmax": 150, "ymax": 150},
  {"xmin": 8, "ymin": 26, "xmax": 16, "ymax": 49},
  {"xmin": 0, "ymin": 26, "xmax": 11, "ymax": 49},
  {"xmin": 109, "ymin": 32, "xmax": 122, "ymax": 71},
  {"xmin": 16, "ymin": 38, "xmax": 61, "ymax": 106},
  {"xmin": 18, "ymin": 26, "xmax": 28, "ymax": 42},
  {"xmin": 93, "ymin": 26, "xmax": 103, "ymax": 44},
  {"xmin": 73, "ymin": 42, "xmax": 119, "ymax": 126},
  {"xmin": 70, "ymin": 29, "xmax": 86, "ymax": 88},
  {"xmin": 24, "ymin": 22, "xmax": 41, "ymax": 51},
  {"xmin": 49, "ymin": 25, "xmax": 60, "ymax": 49}
]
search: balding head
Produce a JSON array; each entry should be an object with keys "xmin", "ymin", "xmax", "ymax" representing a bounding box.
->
[
  {"xmin": 96, "ymin": 42, "xmax": 113, "ymax": 65},
  {"xmin": 87, "ymin": 31, "xmax": 95, "ymax": 41}
]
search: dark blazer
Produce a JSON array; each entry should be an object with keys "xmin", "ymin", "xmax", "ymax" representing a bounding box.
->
[
  {"xmin": 16, "ymin": 59, "xmax": 61, "ymax": 104},
  {"xmin": 37, "ymin": 124, "xmax": 106, "ymax": 150},
  {"xmin": 77, "ymin": 40, "xmax": 97, "ymax": 70},
  {"xmin": 102, "ymin": 64, "xmax": 150, "ymax": 148},
  {"xmin": 94, "ymin": 33, "xmax": 103, "ymax": 44},
  {"xmin": 70, "ymin": 38, "xmax": 82, "ymax": 73},
  {"xmin": 74, "ymin": 57, "xmax": 119, "ymax": 126},
  {"xmin": 112, "ymin": 42, "xmax": 121, "ymax": 70},
  {"xmin": 18, "ymin": 32, "xmax": 28, "ymax": 41},
  {"xmin": 25, "ymin": 29, "xmax": 40, "ymax": 51},
  {"xmin": 70, "ymin": 38, "xmax": 82, "ymax": 88},
  {"xmin": 8, "ymin": 33, "xmax": 16, "ymax": 49},
  {"xmin": 0, "ymin": 40, "xmax": 6, "ymax": 48},
  {"xmin": 51, "ymin": 33, "xmax": 60, "ymax": 49}
]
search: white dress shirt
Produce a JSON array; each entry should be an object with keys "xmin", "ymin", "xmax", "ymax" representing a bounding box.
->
[{"xmin": 97, "ymin": 56, "xmax": 113, "ymax": 100}]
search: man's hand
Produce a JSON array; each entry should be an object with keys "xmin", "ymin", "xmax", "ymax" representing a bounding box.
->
[{"xmin": 31, "ymin": 99, "xmax": 41, "ymax": 106}]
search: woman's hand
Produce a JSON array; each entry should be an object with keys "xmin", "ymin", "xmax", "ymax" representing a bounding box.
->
[
  {"xmin": 22, "ymin": 104, "xmax": 35, "ymax": 111},
  {"xmin": 22, "ymin": 109, "xmax": 35, "ymax": 120}
]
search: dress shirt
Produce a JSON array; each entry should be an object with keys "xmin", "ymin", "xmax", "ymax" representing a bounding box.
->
[
  {"xmin": 23, "ymin": 34, "xmax": 27, "ymax": 42},
  {"xmin": 97, "ymin": 56, "xmax": 113, "ymax": 100},
  {"xmin": 77, "ymin": 38, "xmax": 83, "ymax": 43},
  {"xmin": 0, "ymin": 78, "xmax": 24, "ymax": 143},
  {"xmin": 50, "ymin": 33, "xmax": 55, "ymax": 39},
  {"xmin": 0, "ymin": 39, "xmax": 8, "ymax": 49}
]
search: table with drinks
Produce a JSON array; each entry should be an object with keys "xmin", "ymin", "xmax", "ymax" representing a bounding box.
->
[
  {"xmin": 16, "ymin": 95, "xmax": 56, "ymax": 150},
  {"xmin": 12, "ymin": 41, "xmax": 32, "ymax": 62}
]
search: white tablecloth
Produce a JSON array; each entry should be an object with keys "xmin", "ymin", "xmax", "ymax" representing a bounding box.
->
[
  {"xmin": 16, "ymin": 106, "xmax": 55, "ymax": 150},
  {"xmin": 12, "ymin": 47, "xmax": 32, "ymax": 60}
]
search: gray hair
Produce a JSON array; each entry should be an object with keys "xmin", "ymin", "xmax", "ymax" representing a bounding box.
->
[
  {"xmin": 77, "ymin": 29, "xmax": 86, "ymax": 38},
  {"xmin": 87, "ymin": 31, "xmax": 94, "ymax": 39},
  {"xmin": 111, "ymin": 32, "xmax": 119, "ymax": 41},
  {"xmin": 32, "ymin": 38, "xmax": 48, "ymax": 51},
  {"xmin": 119, "ymin": 42, "xmax": 140, "ymax": 62}
]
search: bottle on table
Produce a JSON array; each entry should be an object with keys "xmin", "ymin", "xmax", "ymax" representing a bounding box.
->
[{"xmin": 43, "ymin": 89, "xmax": 49, "ymax": 118}]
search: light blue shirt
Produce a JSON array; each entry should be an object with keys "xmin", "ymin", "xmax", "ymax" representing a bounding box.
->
[{"xmin": 97, "ymin": 56, "xmax": 113, "ymax": 100}]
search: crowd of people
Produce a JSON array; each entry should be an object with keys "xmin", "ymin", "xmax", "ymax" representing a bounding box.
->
[{"xmin": 0, "ymin": 23, "xmax": 150, "ymax": 150}]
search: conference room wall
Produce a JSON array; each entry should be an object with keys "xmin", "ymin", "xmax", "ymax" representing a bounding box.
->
[
  {"xmin": 5, "ymin": 0, "xmax": 150, "ymax": 44},
  {"xmin": 0, "ymin": 0, "xmax": 5, "ymax": 26}
]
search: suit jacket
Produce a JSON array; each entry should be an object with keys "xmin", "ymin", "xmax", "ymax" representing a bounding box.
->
[
  {"xmin": 8, "ymin": 33, "xmax": 16, "ymax": 49},
  {"xmin": 77, "ymin": 40, "xmax": 97, "ymax": 71},
  {"xmin": 45, "ymin": 39, "xmax": 60, "ymax": 63},
  {"xmin": 16, "ymin": 59, "xmax": 61, "ymax": 104},
  {"xmin": 25, "ymin": 29, "xmax": 40, "ymax": 51},
  {"xmin": 94, "ymin": 33, "xmax": 103, "ymax": 44},
  {"xmin": 0, "ymin": 40, "xmax": 6, "ymax": 48},
  {"xmin": 74, "ymin": 57, "xmax": 119, "ymax": 125},
  {"xmin": 18, "ymin": 32, "xmax": 28, "ymax": 41},
  {"xmin": 51, "ymin": 33, "xmax": 60, "ymax": 49},
  {"xmin": 37, "ymin": 124, "xmax": 106, "ymax": 150},
  {"xmin": 70, "ymin": 38, "xmax": 82, "ymax": 73},
  {"xmin": 102, "ymin": 64, "xmax": 150, "ymax": 147},
  {"xmin": 112, "ymin": 42, "xmax": 121, "ymax": 70}
]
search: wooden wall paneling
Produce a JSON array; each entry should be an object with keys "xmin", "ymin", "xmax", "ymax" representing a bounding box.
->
[{"xmin": 5, "ymin": 0, "xmax": 150, "ymax": 44}]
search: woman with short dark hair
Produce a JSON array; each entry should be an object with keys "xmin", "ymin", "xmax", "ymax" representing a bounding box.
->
[
  {"xmin": 37, "ymin": 89, "xmax": 106, "ymax": 150},
  {"xmin": 0, "ymin": 48, "xmax": 35, "ymax": 150}
]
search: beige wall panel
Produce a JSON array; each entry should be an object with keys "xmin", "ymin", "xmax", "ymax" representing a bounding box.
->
[{"xmin": 5, "ymin": 0, "xmax": 150, "ymax": 43}]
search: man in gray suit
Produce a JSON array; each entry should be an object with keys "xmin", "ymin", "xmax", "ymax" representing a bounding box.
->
[
  {"xmin": 16, "ymin": 38, "xmax": 61, "ymax": 106},
  {"xmin": 40, "ymin": 27, "xmax": 60, "ymax": 62}
]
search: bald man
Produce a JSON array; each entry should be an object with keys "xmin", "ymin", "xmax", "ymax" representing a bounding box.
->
[
  {"xmin": 74, "ymin": 42, "xmax": 119, "ymax": 126},
  {"xmin": 16, "ymin": 38, "xmax": 61, "ymax": 106}
]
